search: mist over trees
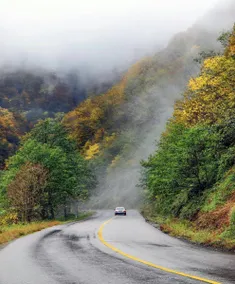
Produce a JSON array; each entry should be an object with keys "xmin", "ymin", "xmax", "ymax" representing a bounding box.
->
[
  {"xmin": 0, "ymin": 0, "xmax": 235, "ymax": 226},
  {"xmin": 141, "ymin": 25, "xmax": 235, "ymax": 243}
]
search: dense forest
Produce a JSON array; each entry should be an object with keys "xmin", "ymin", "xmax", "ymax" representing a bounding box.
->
[
  {"xmin": 0, "ymin": 1, "xmax": 234, "ymax": 250},
  {"xmin": 0, "ymin": 115, "xmax": 96, "ymax": 222},
  {"xmin": 141, "ymin": 25, "xmax": 235, "ymax": 246},
  {"xmin": 0, "ymin": 68, "xmax": 119, "ymax": 170},
  {"xmin": 0, "ymin": 69, "xmax": 114, "ymax": 222},
  {"xmin": 62, "ymin": 20, "xmax": 231, "ymax": 207}
]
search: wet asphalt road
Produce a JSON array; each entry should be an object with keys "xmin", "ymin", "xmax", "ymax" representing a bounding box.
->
[{"xmin": 0, "ymin": 210, "xmax": 234, "ymax": 284}]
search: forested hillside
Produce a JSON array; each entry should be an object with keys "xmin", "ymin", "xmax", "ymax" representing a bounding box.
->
[
  {"xmin": 0, "ymin": 69, "xmax": 119, "ymax": 169},
  {"xmin": 0, "ymin": 108, "xmax": 28, "ymax": 170},
  {"xmin": 0, "ymin": 116, "xmax": 96, "ymax": 222},
  {"xmin": 0, "ymin": 1, "xmax": 234, "ymax": 236},
  {"xmin": 0, "ymin": 69, "xmax": 119, "ymax": 118},
  {"xmin": 141, "ymin": 25, "xmax": 235, "ymax": 248},
  {"xmin": 63, "ymin": 14, "xmax": 234, "ymax": 207}
]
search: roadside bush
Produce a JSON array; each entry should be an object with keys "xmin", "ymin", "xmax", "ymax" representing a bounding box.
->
[
  {"xmin": 0, "ymin": 212, "xmax": 18, "ymax": 226},
  {"xmin": 219, "ymin": 207, "xmax": 235, "ymax": 239},
  {"xmin": 229, "ymin": 206, "xmax": 235, "ymax": 228},
  {"xmin": 141, "ymin": 123, "xmax": 221, "ymax": 217}
]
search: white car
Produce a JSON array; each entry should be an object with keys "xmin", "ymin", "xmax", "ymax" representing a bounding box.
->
[{"xmin": 114, "ymin": 207, "xmax": 126, "ymax": 216}]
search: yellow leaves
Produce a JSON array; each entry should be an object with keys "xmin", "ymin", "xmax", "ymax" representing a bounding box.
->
[
  {"xmin": 63, "ymin": 97, "xmax": 106, "ymax": 146},
  {"xmin": 63, "ymin": 55, "xmax": 154, "ymax": 152},
  {"xmin": 189, "ymin": 56, "xmax": 228, "ymax": 91},
  {"xmin": 90, "ymin": 106, "xmax": 104, "ymax": 122},
  {"xmin": 203, "ymin": 56, "xmax": 223, "ymax": 70},
  {"xmin": 173, "ymin": 46, "xmax": 235, "ymax": 127},
  {"xmin": 109, "ymin": 155, "xmax": 121, "ymax": 169},
  {"xmin": 0, "ymin": 212, "xmax": 18, "ymax": 226},
  {"xmin": 105, "ymin": 85, "xmax": 124, "ymax": 106},
  {"xmin": 229, "ymin": 43, "xmax": 235, "ymax": 56},
  {"xmin": 104, "ymin": 133, "xmax": 116, "ymax": 146},
  {"xmin": 0, "ymin": 108, "xmax": 17, "ymax": 129},
  {"xmin": 226, "ymin": 25, "xmax": 235, "ymax": 57},
  {"xmin": 84, "ymin": 143, "xmax": 100, "ymax": 160},
  {"xmin": 0, "ymin": 108, "xmax": 21, "ymax": 147},
  {"xmin": 188, "ymin": 76, "xmax": 207, "ymax": 91},
  {"xmin": 82, "ymin": 132, "xmax": 117, "ymax": 161},
  {"xmin": 74, "ymin": 98, "xmax": 104, "ymax": 124}
]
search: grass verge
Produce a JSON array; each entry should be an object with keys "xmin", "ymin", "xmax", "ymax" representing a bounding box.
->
[
  {"xmin": 143, "ymin": 214, "xmax": 235, "ymax": 251},
  {"xmin": 0, "ymin": 211, "xmax": 94, "ymax": 246}
]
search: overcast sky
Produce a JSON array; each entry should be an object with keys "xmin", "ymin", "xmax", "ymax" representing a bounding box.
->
[{"xmin": 0, "ymin": 0, "xmax": 221, "ymax": 71}]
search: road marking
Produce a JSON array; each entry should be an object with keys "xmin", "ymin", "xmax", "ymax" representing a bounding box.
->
[{"xmin": 98, "ymin": 218, "xmax": 221, "ymax": 284}]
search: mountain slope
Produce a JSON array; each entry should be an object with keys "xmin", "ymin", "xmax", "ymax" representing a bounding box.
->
[
  {"xmin": 63, "ymin": 4, "xmax": 235, "ymax": 207},
  {"xmin": 141, "ymin": 24, "xmax": 235, "ymax": 249}
]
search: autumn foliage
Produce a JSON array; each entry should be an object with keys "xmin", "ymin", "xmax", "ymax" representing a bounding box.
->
[
  {"xmin": 0, "ymin": 108, "xmax": 28, "ymax": 169},
  {"xmin": 7, "ymin": 162, "xmax": 48, "ymax": 222},
  {"xmin": 142, "ymin": 25, "xmax": 235, "ymax": 241},
  {"xmin": 63, "ymin": 58, "xmax": 147, "ymax": 158},
  {"xmin": 0, "ymin": 117, "xmax": 96, "ymax": 220},
  {"xmin": 173, "ymin": 55, "xmax": 235, "ymax": 126}
]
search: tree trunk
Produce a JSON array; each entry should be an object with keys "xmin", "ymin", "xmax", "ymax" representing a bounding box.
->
[
  {"xmin": 48, "ymin": 190, "xmax": 54, "ymax": 219},
  {"xmin": 50, "ymin": 205, "xmax": 54, "ymax": 219},
  {"xmin": 64, "ymin": 205, "xmax": 67, "ymax": 218}
]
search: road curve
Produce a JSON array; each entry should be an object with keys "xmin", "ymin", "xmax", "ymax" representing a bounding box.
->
[{"xmin": 0, "ymin": 210, "xmax": 234, "ymax": 284}]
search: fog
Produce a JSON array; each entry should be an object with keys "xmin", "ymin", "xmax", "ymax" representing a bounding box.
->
[
  {"xmin": 84, "ymin": 0, "xmax": 235, "ymax": 209},
  {"xmin": 0, "ymin": 0, "xmax": 219, "ymax": 74},
  {"xmin": 1, "ymin": 0, "xmax": 234, "ymax": 210}
]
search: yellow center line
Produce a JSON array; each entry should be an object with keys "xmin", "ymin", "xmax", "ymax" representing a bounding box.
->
[{"xmin": 98, "ymin": 218, "xmax": 221, "ymax": 284}]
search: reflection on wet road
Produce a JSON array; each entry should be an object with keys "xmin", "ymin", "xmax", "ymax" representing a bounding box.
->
[{"xmin": 0, "ymin": 210, "xmax": 234, "ymax": 284}]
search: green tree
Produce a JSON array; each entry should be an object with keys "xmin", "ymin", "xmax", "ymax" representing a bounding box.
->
[
  {"xmin": 26, "ymin": 116, "xmax": 96, "ymax": 207},
  {"xmin": 141, "ymin": 123, "xmax": 221, "ymax": 218},
  {"xmin": 27, "ymin": 115, "xmax": 76, "ymax": 153},
  {"xmin": 1, "ymin": 134, "xmax": 95, "ymax": 219}
]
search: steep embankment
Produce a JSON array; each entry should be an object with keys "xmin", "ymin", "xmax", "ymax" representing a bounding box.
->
[{"xmin": 142, "ymin": 25, "xmax": 235, "ymax": 249}]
